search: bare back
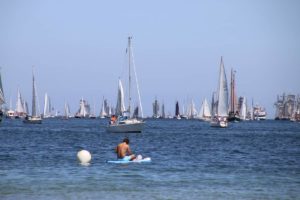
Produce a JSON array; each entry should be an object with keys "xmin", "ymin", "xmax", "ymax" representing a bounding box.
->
[{"xmin": 116, "ymin": 142, "xmax": 132, "ymax": 158}]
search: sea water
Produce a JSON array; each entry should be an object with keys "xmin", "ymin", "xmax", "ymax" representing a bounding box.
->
[{"xmin": 0, "ymin": 119, "xmax": 299, "ymax": 199}]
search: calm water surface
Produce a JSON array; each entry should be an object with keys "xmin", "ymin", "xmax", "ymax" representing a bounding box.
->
[{"xmin": 0, "ymin": 119, "xmax": 300, "ymax": 199}]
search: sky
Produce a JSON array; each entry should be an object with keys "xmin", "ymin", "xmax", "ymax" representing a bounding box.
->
[{"xmin": 0, "ymin": 0, "xmax": 299, "ymax": 118}]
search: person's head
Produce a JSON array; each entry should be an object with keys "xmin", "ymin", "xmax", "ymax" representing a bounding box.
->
[{"xmin": 123, "ymin": 138, "xmax": 129, "ymax": 144}]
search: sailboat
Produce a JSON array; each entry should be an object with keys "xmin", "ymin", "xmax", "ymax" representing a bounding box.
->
[
  {"xmin": 211, "ymin": 57, "xmax": 229, "ymax": 128},
  {"xmin": 43, "ymin": 93, "xmax": 52, "ymax": 118},
  {"xmin": 63, "ymin": 102, "xmax": 70, "ymax": 119},
  {"xmin": 107, "ymin": 37, "xmax": 144, "ymax": 133},
  {"xmin": 6, "ymin": 97, "xmax": 15, "ymax": 119},
  {"xmin": 180, "ymin": 103, "xmax": 188, "ymax": 119},
  {"xmin": 239, "ymin": 97, "xmax": 247, "ymax": 120},
  {"xmin": 198, "ymin": 98, "xmax": 211, "ymax": 121},
  {"xmin": 115, "ymin": 79, "xmax": 126, "ymax": 116},
  {"xmin": 174, "ymin": 101, "xmax": 181, "ymax": 119},
  {"xmin": 161, "ymin": 103, "xmax": 166, "ymax": 119},
  {"xmin": 99, "ymin": 97, "xmax": 108, "ymax": 118},
  {"xmin": 187, "ymin": 99, "xmax": 198, "ymax": 119},
  {"xmin": 228, "ymin": 69, "xmax": 240, "ymax": 122},
  {"xmin": 75, "ymin": 98, "xmax": 90, "ymax": 118},
  {"xmin": 23, "ymin": 100, "xmax": 29, "ymax": 116},
  {"xmin": 152, "ymin": 98, "xmax": 160, "ymax": 118},
  {"xmin": 15, "ymin": 88, "xmax": 26, "ymax": 118},
  {"xmin": 89, "ymin": 103, "xmax": 96, "ymax": 119},
  {"xmin": 24, "ymin": 68, "xmax": 42, "ymax": 124},
  {"xmin": 0, "ymin": 69, "xmax": 5, "ymax": 122}
]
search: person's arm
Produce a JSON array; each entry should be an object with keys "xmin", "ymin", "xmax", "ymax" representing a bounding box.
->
[
  {"xmin": 127, "ymin": 145, "xmax": 133, "ymax": 155},
  {"xmin": 115, "ymin": 146, "xmax": 118, "ymax": 153}
]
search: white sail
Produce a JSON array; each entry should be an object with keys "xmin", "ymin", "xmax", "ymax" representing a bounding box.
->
[
  {"xmin": 16, "ymin": 88, "xmax": 25, "ymax": 113},
  {"xmin": 211, "ymin": 92, "xmax": 217, "ymax": 117},
  {"xmin": 64, "ymin": 102, "xmax": 70, "ymax": 118},
  {"xmin": 199, "ymin": 98, "xmax": 211, "ymax": 118},
  {"xmin": 31, "ymin": 70, "xmax": 41, "ymax": 117},
  {"xmin": 240, "ymin": 97, "xmax": 247, "ymax": 120},
  {"xmin": 217, "ymin": 57, "xmax": 229, "ymax": 117},
  {"xmin": 187, "ymin": 99, "xmax": 197, "ymax": 119},
  {"xmin": 24, "ymin": 100, "xmax": 29, "ymax": 115},
  {"xmin": 161, "ymin": 103, "xmax": 165, "ymax": 118},
  {"xmin": 115, "ymin": 79, "xmax": 126, "ymax": 116},
  {"xmin": 131, "ymin": 49, "xmax": 144, "ymax": 118},
  {"xmin": 108, "ymin": 106, "xmax": 112, "ymax": 117},
  {"xmin": 199, "ymin": 102, "xmax": 204, "ymax": 118},
  {"xmin": 79, "ymin": 98, "xmax": 89, "ymax": 117},
  {"xmin": 23, "ymin": 67, "xmax": 42, "ymax": 124},
  {"xmin": 43, "ymin": 93, "xmax": 52, "ymax": 118},
  {"xmin": 203, "ymin": 98, "xmax": 211, "ymax": 117},
  {"xmin": 100, "ymin": 97, "xmax": 107, "ymax": 118}
]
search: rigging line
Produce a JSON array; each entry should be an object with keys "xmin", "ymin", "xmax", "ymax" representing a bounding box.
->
[{"xmin": 131, "ymin": 45, "xmax": 144, "ymax": 118}]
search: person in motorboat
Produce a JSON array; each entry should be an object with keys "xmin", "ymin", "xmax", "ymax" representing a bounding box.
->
[
  {"xmin": 115, "ymin": 138, "xmax": 136, "ymax": 161},
  {"xmin": 110, "ymin": 115, "xmax": 117, "ymax": 125}
]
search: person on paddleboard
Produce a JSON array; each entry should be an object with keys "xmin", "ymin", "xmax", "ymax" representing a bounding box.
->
[{"xmin": 115, "ymin": 138, "xmax": 136, "ymax": 161}]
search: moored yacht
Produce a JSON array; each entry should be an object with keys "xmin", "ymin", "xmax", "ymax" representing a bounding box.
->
[{"xmin": 107, "ymin": 37, "xmax": 144, "ymax": 133}]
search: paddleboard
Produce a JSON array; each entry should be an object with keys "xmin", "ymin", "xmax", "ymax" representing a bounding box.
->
[{"xmin": 107, "ymin": 157, "xmax": 151, "ymax": 164}]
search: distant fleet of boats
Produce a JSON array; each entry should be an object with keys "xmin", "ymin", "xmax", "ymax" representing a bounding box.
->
[
  {"xmin": 274, "ymin": 93, "xmax": 300, "ymax": 122},
  {"xmin": 0, "ymin": 38, "xmax": 299, "ymax": 128},
  {"xmin": 150, "ymin": 57, "xmax": 269, "ymax": 127}
]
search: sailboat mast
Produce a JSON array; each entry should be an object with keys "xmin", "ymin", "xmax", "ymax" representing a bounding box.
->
[
  {"xmin": 230, "ymin": 69, "xmax": 235, "ymax": 113},
  {"xmin": 32, "ymin": 68, "xmax": 37, "ymax": 117},
  {"xmin": 0, "ymin": 67, "xmax": 5, "ymax": 106},
  {"xmin": 0, "ymin": 67, "xmax": 5, "ymax": 107},
  {"xmin": 128, "ymin": 36, "xmax": 132, "ymax": 115}
]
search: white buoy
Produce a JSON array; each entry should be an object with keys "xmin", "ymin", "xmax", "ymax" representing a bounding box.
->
[{"xmin": 77, "ymin": 150, "xmax": 91, "ymax": 164}]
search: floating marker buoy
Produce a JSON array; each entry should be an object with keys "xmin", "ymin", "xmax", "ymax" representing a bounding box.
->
[{"xmin": 77, "ymin": 150, "xmax": 91, "ymax": 164}]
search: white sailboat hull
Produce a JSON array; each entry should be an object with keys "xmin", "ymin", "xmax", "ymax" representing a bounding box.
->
[
  {"xmin": 198, "ymin": 117, "xmax": 211, "ymax": 122},
  {"xmin": 210, "ymin": 117, "xmax": 228, "ymax": 128},
  {"xmin": 107, "ymin": 119, "xmax": 144, "ymax": 133},
  {"xmin": 23, "ymin": 116, "xmax": 42, "ymax": 124}
]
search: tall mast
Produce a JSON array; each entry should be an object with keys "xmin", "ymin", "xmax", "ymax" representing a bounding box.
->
[
  {"xmin": 128, "ymin": 36, "xmax": 132, "ymax": 114},
  {"xmin": 230, "ymin": 68, "xmax": 234, "ymax": 113},
  {"xmin": 0, "ymin": 67, "xmax": 5, "ymax": 105},
  {"xmin": 230, "ymin": 67, "xmax": 238, "ymax": 114},
  {"xmin": 32, "ymin": 67, "xmax": 37, "ymax": 117}
]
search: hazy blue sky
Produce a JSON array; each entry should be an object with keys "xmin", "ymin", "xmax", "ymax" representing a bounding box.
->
[{"xmin": 0, "ymin": 0, "xmax": 299, "ymax": 117}]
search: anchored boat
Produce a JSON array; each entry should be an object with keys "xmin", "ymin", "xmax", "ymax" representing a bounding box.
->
[{"xmin": 107, "ymin": 37, "xmax": 144, "ymax": 133}]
